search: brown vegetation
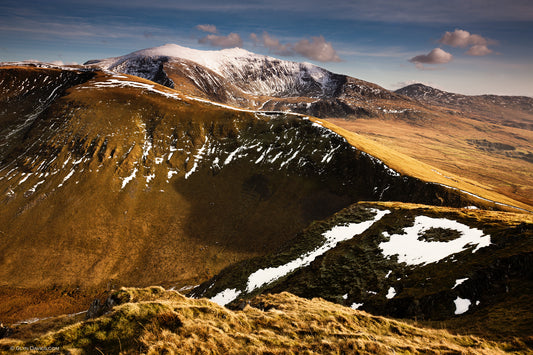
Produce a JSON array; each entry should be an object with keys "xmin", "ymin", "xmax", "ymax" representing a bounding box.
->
[{"xmin": 1, "ymin": 287, "xmax": 526, "ymax": 354}]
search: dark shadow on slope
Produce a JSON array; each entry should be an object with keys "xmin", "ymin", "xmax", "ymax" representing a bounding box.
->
[{"xmin": 173, "ymin": 115, "xmax": 480, "ymax": 254}]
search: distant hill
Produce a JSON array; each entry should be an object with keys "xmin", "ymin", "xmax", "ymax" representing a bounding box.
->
[{"xmin": 395, "ymin": 83, "xmax": 533, "ymax": 130}]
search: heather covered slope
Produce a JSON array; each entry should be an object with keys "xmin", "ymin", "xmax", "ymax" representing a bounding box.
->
[{"xmin": 1, "ymin": 287, "xmax": 528, "ymax": 354}]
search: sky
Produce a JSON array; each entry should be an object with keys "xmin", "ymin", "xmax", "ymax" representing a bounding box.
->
[{"xmin": 1, "ymin": 0, "xmax": 532, "ymax": 96}]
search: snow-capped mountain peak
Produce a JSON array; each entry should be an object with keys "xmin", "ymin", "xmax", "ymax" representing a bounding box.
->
[{"xmin": 85, "ymin": 43, "xmax": 343, "ymax": 97}]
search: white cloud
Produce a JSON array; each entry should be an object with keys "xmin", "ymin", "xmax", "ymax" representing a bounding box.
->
[
  {"xmin": 199, "ymin": 33, "xmax": 243, "ymax": 48},
  {"xmin": 196, "ymin": 24, "xmax": 217, "ymax": 34},
  {"xmin": 439, "ymin": 29, "xmax": 496, "ymax": 56},
  {"xmin": 409, "ymin": 48, "xmax": 453, "ymax": 68},
  {"xmin": 293, "ymin": 36, "xmax": 341, "ymax": 62},
  {"xmin": 466, "ymin": 44, "xmax": 493, "ymax": 56},
  {"xmin": 250, "ymin": 32, "xmax": 292, "ymax": 55},
  {"xmin": 250, "ymin": 32, "xmax": 341, "ymax": 62}
]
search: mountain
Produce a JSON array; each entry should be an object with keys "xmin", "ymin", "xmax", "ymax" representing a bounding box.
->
[
  {"xmin": 84, "ymin": 45, "xmax": 533, "ymax": 209},
  {"xmin": 85, "ymin": 44, "xmax": 405, "ymax": 119},
  {"xmin": 0, "ymin": 65, "xmax": 499, "ymax": 323},
  {"xmin": 0, "ymin": 46, "xmax": 532, "ymax": 351},
  {"xmin": 395, "ymin": 83, "xmax": 533, "ymax": 130}
]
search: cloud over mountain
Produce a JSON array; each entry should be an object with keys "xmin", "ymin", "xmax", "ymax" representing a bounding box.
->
[
  {"xmin": 293, "ymin": 36, "xmax": 341, "ymax": 62},
  {"xmin": 199, "ymin": 33, "xmax": 243, "ymax": 48},
  {"xmin": 250, "ymin": 32, "xmax": 341, "ymax": 62},
  {"xmin": 409, "ymin": 48, "xmax": 453, "ymax": 69},
  {"xmin": 438, "ymin": 29, "xmax": 495, "ymax": 56},
  {"xmin": 196, "ymin": 24, "xmax": 218, "ymax": 34}
]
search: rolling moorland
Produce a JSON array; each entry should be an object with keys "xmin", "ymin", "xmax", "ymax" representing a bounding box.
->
[{"xmin": 0, "ymin": 44, "xmax": 531, "ymax": 353}]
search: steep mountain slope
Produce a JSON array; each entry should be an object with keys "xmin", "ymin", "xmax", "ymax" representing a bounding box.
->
[
  {"xmin": 192, "ymin": 201, "xmax": 533, "ymax": 340},
  {"xmin": 0, "ymin": 66, "xmax": 497, "ymax": 324},
  {"xmin": 2, "ymin": 287, "xmax": 527, "ymax": 354}
]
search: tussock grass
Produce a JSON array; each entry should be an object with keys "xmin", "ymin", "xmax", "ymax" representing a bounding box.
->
[{"xmin": 1, "ymin": 287, "xmax": 525, "ymax": 354}]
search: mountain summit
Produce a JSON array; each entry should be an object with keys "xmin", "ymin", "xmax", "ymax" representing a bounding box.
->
[{"xmin": 85, "ymin": 44, "xmax": 400, "ymax": 118}]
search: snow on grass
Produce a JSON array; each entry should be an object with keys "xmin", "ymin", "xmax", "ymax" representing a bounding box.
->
[
  {"xmin": 185, "ymin": 138, "xmax": 209, "ymax": 179},
  {"xmin": 27, "ymin": 180, "xmax": 45, "ymax": 194},
  {"xmin": 121, "ymin": 167, "xmax": 138, "ymax": 189},
  {"xmin": 210, "ymin": 288, "xmax": 242, "ymax": 307},
  {"xmin": 18, "ymin": 173, "xmax": 31, "ymax": 185},
  {"xmin": 57, "ymin": 170, "xmax": 75, "ymax": 188},
  {"xmin": 386, "ymin": 287, "xmax": 396, "ymax": 299},
  {"xmin": 379, "ymin": 216, "xmax": 491, "ymax": 266},
  {"xmin": 223, "ymin": 145, "xmax": 245, "ymax": 166},
  {"xmin": 92, "ymin": 78, "xmax": 181, "ymax": 100},
  {"xmin": 167, "ymin": 169, "xmax": 179, "ymax": 181},
  {"xmin": 452, "ymin": 278, "xmax": 468, "ymax": 289},
  {"xmin": 454, "ymin": 297, "xmax": 471, "ymax": 315},
  {"xmin": 245, "ymin": 209, "xmax": 390, "ymax": 293}
]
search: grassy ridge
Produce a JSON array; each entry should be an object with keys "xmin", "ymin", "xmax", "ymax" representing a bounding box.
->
[{"xmin": 1, "ymin": 287, "xmax": 527, "ymax": 354}]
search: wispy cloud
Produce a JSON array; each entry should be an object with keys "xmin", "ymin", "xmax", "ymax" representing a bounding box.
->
[
  {"xmin": 27, "ymin": 0, "xmax": 533, "ymax": 23},
  {"xmin": 250, "ymin": 32, "xmax": 341, "ymax": 62},
  {"xmin": 409, "ymin": 48, "xmax": 452, "ymax": 69},
  {"xmin": 199, "ymin": 33, "xmax": 243, "ymax": 48},
  {"xmin": 0, "ymin": 15, "xmax": 168, "ymax": 40},
  {"xmin": 196, "ymin": 24, "xmax": 218, "ymax": 34},
  {"xmin": 438, "ymin": 29, "xmax": 496, "ymax": 56}
]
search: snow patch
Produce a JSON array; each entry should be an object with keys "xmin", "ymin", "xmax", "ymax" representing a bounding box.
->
[
  {"xmin": 245, "ymin": 209, "xmax": 390, "ymax": 293},
  {"xmin": 121, "ymin": 167, "xmax": 138, "ymax": 189},
  {"xmin": 452, "ymin": 278, "xmax": 468, "ymax": 289},
  {"xmin": 185, "ymin": 138, "xmax": 209, "ymax": 179},
  {"xmin": 386, "ymin": 287, "xmax": 396, "ymax": 299},
  {"xmin": 351, "ymin": 303, "xmax": 363, "ymax": 310},
  {"xmin": 210, "ymin": 288, "xmax": 241, "ymax": 307},
  {"xmin": 454, "ymin": 297, "xmax": 471, "ymax": 315},
  {"xmin": 379, "ymin": 216, "xmax": 491, "ymax": 266}
]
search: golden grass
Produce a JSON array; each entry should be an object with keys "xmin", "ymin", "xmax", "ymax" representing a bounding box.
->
[
  {"xmin": 324, "ymin": 116, "xmax": 533, "ymax": 212},
  {"xmin": 315, "ymin": 118, "xmax": 532, "ymax": 212},
  {"xmin": 1, "ymin": 287, "xmax": 525, "ymax": 354},
  {"xmin": 361, "ymin": 201, "xmax": 533, "ymax": 224}
]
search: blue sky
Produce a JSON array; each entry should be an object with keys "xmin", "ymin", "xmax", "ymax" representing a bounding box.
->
[{"xmin": 1, "ymin": 0, "xmax": 532, "ymax": 96}]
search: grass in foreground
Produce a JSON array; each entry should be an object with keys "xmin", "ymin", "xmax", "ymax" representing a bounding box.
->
[{"xmin": 1, "ymin": 287, "xmax": 529, "ymax": 354}]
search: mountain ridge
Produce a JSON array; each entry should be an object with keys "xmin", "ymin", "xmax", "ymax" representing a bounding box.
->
[{"xmin": 0, "ymin": 46, "xmax": 532, "ymax": 353}]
